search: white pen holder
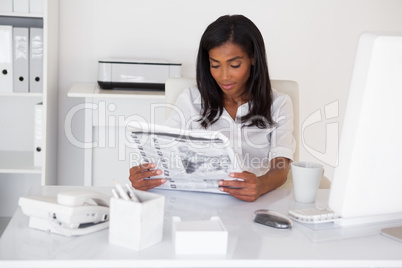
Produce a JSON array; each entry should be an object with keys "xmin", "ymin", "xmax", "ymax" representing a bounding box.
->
[{"xmin": 108, "ymin": 191, "xmax": 164, "ymax": 250}]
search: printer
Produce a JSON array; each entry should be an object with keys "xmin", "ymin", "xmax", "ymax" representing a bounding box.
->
[{"xmin": 97, "ymin": 58, "xmax": 182, "ymax": 91}]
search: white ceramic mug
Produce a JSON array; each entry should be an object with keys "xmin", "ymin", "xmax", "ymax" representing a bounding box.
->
[{"xmin": 291, "ymin": 161, "xmax": 323, "ymax": 203}]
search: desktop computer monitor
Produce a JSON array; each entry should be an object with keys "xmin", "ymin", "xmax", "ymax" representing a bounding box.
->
[{"xmin": 328, "ymin": 32, "xmax": 402, "ymax": 219}]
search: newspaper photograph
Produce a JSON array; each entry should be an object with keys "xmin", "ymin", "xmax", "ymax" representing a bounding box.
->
[{"xmin": 127, "ymin": 121, "xmax": 241, "ymax": 194}]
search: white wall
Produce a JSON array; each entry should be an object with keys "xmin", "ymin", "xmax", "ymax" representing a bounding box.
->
[{"xmin": 57, "ymin": 0, "xmax": 402, "ymax": 185}]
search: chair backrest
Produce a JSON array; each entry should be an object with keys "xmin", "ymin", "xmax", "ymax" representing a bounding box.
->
[
  {"xmin": 164, "ymin": 77, "xmax": 299, "ymax": 162},
  {"xmin": 270, "ymin": 79, "xmax": 299, "ymax": 162},
  {"xmin": 165, "ymin": 77, "xmax": 198, "ymax": 118}
]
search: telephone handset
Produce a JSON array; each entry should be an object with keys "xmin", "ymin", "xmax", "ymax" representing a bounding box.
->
[
  {"xmin": 57, "ymin": 190, "xmax": 110, "ymax": 207},
  {"xmin": 19, "ymin": 190, "xmax": 111, "ymax": 236}
]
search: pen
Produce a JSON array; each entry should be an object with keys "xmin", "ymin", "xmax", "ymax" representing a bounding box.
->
[
  {"xmin": 125, "ymin": 183, "xmax": 140, "ymax": 202},
  {"xmin": 111, "ymin": 188, "xmax": 120, "ymax": 199},
  {"xmin": 113, "ymin": 180, "xmax": 131, "ymax": 201}
]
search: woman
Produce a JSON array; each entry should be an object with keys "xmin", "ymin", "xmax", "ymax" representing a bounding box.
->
[{"xmin": 129, "ymin": 15, "xmax": 295, "ymax": 201}]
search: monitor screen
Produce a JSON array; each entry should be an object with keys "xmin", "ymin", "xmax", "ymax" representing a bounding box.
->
[{"xmin": 328, "ymin": 33, "xmax": 402, "ymax": 219}]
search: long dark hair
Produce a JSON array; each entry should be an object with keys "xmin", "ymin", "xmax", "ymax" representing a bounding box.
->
[{"xmin": 196, "ymin": 14, "xmax": 275, "ymax": 129}]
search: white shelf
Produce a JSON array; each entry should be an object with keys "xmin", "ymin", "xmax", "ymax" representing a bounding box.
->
[
  {"xmin": 0, "ymin": 92, "xmax": 42, "ymax": 98},
  {"xmin": 0, "ymin": 12, "xmax": 43, "ymax": 18},
  {"xmin": 68, "ymin": 83, "xmax": 165, "ymax": 99},
  {"xmin": 0, "ymin": 151, "xmax": 41, "ymax": 174},
  {"xmin": 0, "ymin": 1, "xmax": 58, "ymax": 217}
]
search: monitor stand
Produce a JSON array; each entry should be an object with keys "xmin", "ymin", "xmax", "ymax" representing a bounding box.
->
[{"xmin": 336, "ymin": 212, "xmax": 402, "ymax": 227}]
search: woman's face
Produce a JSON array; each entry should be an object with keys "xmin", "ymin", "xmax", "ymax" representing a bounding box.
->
[{"xmin": 208, "ymin": 41, "xmax": 253, "ymax": 100}]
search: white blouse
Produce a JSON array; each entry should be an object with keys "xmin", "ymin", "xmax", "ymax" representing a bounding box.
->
[{"xmin": 165, "ymin": 86, "xmax": 296, "ymax": 176}]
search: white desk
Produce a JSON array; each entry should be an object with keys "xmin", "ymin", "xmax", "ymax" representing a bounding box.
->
[
  {"xmin": 67, "ymin": 83, "xmax": 166, "ymax": 186},
  {"xmin": 1, "ymin": 186, "xmax": 402, "ymax": 268}
]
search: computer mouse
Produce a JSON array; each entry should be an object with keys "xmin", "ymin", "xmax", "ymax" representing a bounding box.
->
[{"xmin": 253, "ymin": 209, "xmax": 292, "ymax": 229}]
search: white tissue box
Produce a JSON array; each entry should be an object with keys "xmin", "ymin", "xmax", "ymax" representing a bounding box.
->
[
  {"xmin": 108, "ymin": 191, "xmax": 164, "ymax": 250},
  {"xmin": 172, "ymin": 216, "xmax": 228, "ymax": 254}
]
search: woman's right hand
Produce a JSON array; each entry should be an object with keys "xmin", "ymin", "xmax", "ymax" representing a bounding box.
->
[{"xmin": 129, "ymin": 163, "xmax": 166, "ymax": 191}]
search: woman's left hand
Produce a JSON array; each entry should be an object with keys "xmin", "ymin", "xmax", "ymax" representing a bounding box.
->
[{"xmin": 218, "ymin": 171, "xmax": 263, "ymax": 202}]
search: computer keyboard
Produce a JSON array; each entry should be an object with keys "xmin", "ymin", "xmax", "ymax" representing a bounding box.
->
[{"xmin": 288, "ymin": 207, "xmax": 341, "ymax": 224}]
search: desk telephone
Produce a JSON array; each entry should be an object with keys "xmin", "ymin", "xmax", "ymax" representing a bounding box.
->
[{"xmin": 18, "ymin": 190, "xmax": 111, "ymax": 236}]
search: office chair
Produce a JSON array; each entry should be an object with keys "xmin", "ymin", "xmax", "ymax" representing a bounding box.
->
[{"xmin": 164, "ymin": 77, "xmax": 330, "ymax": 189}]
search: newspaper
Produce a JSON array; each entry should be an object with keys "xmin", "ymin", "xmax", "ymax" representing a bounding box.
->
[{"xmin": 127, "ymin": 121, "xmax": 241, "ymax": 194}]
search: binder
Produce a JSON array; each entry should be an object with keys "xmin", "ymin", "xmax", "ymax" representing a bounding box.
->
[
  {"xmin": 13, "ymin": 0, "xmax": 30, "ymax": 13},
  {"xmin": 13, "ymin": 27, "xmax": 29, "ymax": 93},
  {"xmin": 0, "ymin": 0, "xmax": 13, "ymax": 12},
  {"xmin": 34, "ymin": 102, "xmax": 43, "ymax": 167},
  {"xmin": 29, "ymin": 27, "xmax": 43, "ymax": 93},
  {"xmin": 0, "ymin": 25, "xmax": 13, "ymax": 92},
  {"xmin": 29, "ymin": 0, "xmax": 44, "ymax": 14}
]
